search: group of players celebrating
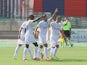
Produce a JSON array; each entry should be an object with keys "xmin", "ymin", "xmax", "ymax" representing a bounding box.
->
[{"xmin": 13, "ymin": 8, "xmax": 72, "ymax": 61}]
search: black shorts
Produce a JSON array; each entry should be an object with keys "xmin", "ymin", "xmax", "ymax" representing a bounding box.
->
[{"xmin": 63, "ymin": 30, "xmax": 71, "ymax": 37}]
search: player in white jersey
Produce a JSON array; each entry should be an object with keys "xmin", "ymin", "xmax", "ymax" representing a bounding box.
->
[
  {"xmin": 23, "ymin": 15, "xmax": 42, "ymax": 61},
  {"xmin": 49, "ymin": 16, "xmax": 62, "ymax": 59},
  {"xmin": 13, "ymin": 19, "xmax": 33, "ymax": 58},
  {"xmin": 35, "ymin": 9, "xmax": 58, "ymax": 60}
]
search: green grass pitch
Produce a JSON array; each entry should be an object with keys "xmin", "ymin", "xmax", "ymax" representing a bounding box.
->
[{"xmin": 0, "ymin": 40, "xmax": 87, "ymax": 65}]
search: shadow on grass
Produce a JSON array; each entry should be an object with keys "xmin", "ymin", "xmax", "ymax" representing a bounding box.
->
[{"xmin": 49, "ymin": 59, "xmax": 87, "ymax": 62}]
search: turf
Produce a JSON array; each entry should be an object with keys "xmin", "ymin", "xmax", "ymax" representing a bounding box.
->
[{"xmin": 0, "ymin": 40, "xmax": 87, "ymax": 65}]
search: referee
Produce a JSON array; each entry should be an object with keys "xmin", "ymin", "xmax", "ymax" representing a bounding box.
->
[{"xmin": 62, "ymin": 17, "xmax": 73, "ymax": 47}]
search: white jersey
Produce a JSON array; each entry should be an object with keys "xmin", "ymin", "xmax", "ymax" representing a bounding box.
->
[
  {"xmin": 20, "ymin": 21, "xmax": 27, "ymax": 35},
  {"xmin": 18, "ymin": 21, "xmax": 27, "ymax": 44},
  {"xmin": 50, "ymin": 22, "xmax": 62, "ymax": 45},
  {"xmin": 25, "ymin": 20, "xmax": 36, "ymax": 44},
  {"xmin": 38, "ymin": 19, "xmax": 50, "ymax": 44},
  {"xmin": 25, "ymin": 20, "xmax": 34, "ymax": 35}
]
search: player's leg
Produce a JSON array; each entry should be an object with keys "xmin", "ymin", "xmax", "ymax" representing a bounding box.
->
[
  {"xmin": 49, "ymin": 38, "xmax": 55, "ymax": 58},
  {"xmin": 38, "ymin": 45, "xmax": 43, "ymax": 59},
  {"xmin": 50, "ymin": 45, "xmax": 59, "ymax": 61},
  {"xmin": 23, "ymin": 44, "xmax": 29, "ymax": 61},
  {"xmin": 33, "ymin": 42, "xmax": 39, "ymax": 60},
  {"xmin": 44, "ymin": 44, "xmax": 48, "ymax": 58},
  {"xmin": 43, "ymin": 44, "xmax": 48, "ymax": 58},
  {"xmin": 50, "ymin": 46, "xmax": 55, "ymax": 58},
  {"xmin": 64, "ymin": 37, "xmax": 68, "ymax": 46},
  {"xmin": 60, "ymin": 38, "xmax": 65, "ymax": 48},
  {"xmin": 61, "ymin": 39, "xmax": 65, "ymax": 48},
  {"xmin": 23, "ymin": 44, "xmax": 33, "ymax": 61},
  {"xmin": 14, "ymin": 44, "xmax": 22, "ymax": 58},
  {"xmin": 67, "ymin": 31, "xmax": 73, "ymax": 47},
  {"xmin": 68, "ymin": 37, "xmax": 73, "ymax": 47},
  {"xmin": 64, "ymin": 31, "xmax": 68, "ymax": 46},
  {"xmin": 53, "ymin": 45, "xmax": 59, "ymax": 56},
  {"xmin": 27, "ymin": 47, "xmax": 33, "ymax": 59},
  {"xmin": 58, "ymin": 38, "xmax": 62, "ymax": 47},
  {"xmin": 44, "ymin": 43, "xmax": 50, "ymax": 61}
]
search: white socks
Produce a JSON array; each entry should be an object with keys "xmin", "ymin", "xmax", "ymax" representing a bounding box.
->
[
  {"xmin": 44, "ymin": 47, "xmax": 48, "ymax": 58},
  {"xmin": 33, "ymin": 47, "xmax": 38, "ymax": 59},
  {"xmin": 14, "ymin": 45, "xmax": 20, "ymax": 58},
  {"xmin": 37, "ymin": 48, "xmax": 42, "ymax": 58},
  {"xmin": 50, "ymin": 48, "xmax": 54, "ymax": 58},
  {"xmin": 23, "ymin": 47, "xmax": 33, "ymax": 60},
  {"xmin": 50, "ymin": 47, "xmax": 58, "ymax": 58},
  {"xmin": 53, "ymin": 47, "xmax": 58, "ymax": 56},
  {"xmin": 23, "ymin": 48, "xmax": 27, "ymax": 60},
  {"xmin": 27, "ymin": 47, "xmax": 33, "ymax": 58}
]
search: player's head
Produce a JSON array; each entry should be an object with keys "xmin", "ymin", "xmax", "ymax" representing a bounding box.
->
[
  {"xmin": 64, "ymin": 17, "xmax": 68, "ymax": 21},
  {"xmin": 27, "ymin": 15, "xmax": 35, "ymax": 20},
  {"xmin": 56, "ymin": 16, "xmax": 61, "ymax": 23},
  {"xmin": 63, "ymin": 17, "xmax": 68, "ymax": 25},
  {"xmin": 42, "ymin": 14, "xmax": 47, "ymax": 21}
]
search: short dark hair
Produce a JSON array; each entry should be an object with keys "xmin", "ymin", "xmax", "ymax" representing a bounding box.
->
[
  {"xmin": 27, "ymin": 15, "xmax": 34, "ymax": 20},
  {"xmin": 42, "ymin": 14, "xmax": 47, "ymax": 18},
  {"xmin": 57, "ymin": 16, "xmax": 61, "ymax": 19}
]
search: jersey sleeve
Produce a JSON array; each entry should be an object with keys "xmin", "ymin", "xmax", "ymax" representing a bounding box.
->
[
  {"xmin": 47, "ymin": 18, "xmax": 52, "ymax": 24},
  {"xmin": 50, "ymin": 22, "xmax": 55, "ymax": 28},
  {"xmin": 21, "ymin": 22, "xmax": 26, "ymax": 28},
  {"xmin": 21, "ymin": 22, "xmax": 25, "ymax": 28},
  {"xmin": 37, "ymin": 21, "xmax": 40, "ymax": 27},
  {"xmin": 26, "ymin": 20, "xmax": 34, "ymax": 28},
  {"xmin": 27, "ymin": 20, "xmax": 34, "ymax": 24},
  {"xmin": 37, "ymin": 21, "xmax": 42, "ymax": 28}
]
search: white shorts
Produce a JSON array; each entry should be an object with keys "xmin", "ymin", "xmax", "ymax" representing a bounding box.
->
[
  {"xmin": 18, "ymin": 39, "xmax": 25, "ymax": 45},
  {"xmin": 39, "ymin": 34, "xmax": 47, "ymax": 45},
  {"xmin": 18, "ymin": 34, "xmax": 25, "ymax": 44},
  {"xmin": 20, "ymin": 34, "xmax": 25, "ymax": 40},
  {"xmin": 25, "ymin": 34, "xmax": 36, "ymax": 44},
  {"xmin": 50, "ymin": 35, "xmax": 59, "ymax": 46}
]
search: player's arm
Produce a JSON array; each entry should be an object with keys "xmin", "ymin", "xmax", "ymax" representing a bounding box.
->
[
  {"xmin": 35, "ymin": 26, "xmax": 39, "ymax": 31},
  {"xmin": 49, "ymin": 8, "xmax": 58, "ymax": 21},
  {"xmin": 60, "ymin": 27, "xmax": 65, "ymax": 36},
  {"xmin": 34, "ymin": 27, "xmax": 39, "ymax": 38},
  {"xmin": 33, "ymin": 16, "xmax": 42, "ymax": 22},
  {"xmin": 18, "ymin": 27, "xmax": 22, "ymax": 39}
]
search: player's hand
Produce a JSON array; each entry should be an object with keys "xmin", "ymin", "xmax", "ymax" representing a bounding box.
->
[
  {"xmin": 33, "ymin": 31, "xmax": 36, "ymax": 37},
  {"xmin": 55, "ymin": 8, "xmax": 58, "ymax": 13},
  {"xmin": 34, "ymin": 31, "xmax": 39, "ymax": 38}
]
